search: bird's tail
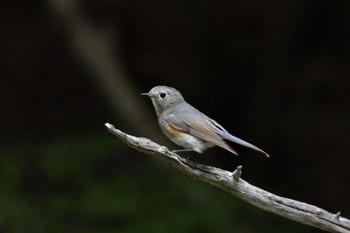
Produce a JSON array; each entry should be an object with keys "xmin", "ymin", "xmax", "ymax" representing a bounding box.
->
[{"xmin": 220, "ymin": 131, "xmax": 269, "ymax": 157}]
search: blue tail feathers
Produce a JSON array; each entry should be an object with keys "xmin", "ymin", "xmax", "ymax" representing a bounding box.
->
[{"xmin": 220, "ymin": 131, "xmax": 269, "ymax": 157}]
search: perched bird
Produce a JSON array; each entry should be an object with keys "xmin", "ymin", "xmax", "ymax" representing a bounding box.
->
[{"xmin": 142, "ymin": 85, "xmax": 269, "ymax": 157}]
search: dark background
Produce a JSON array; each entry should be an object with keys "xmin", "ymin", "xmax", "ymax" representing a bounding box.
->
[{"xmin": 1, "ymin": 0, "xmax": 349, "ymax": 232}]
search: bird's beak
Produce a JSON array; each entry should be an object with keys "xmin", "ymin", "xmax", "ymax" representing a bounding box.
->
[{"xmin": 141, "ymin": 92, "xmax": 150, "ymax": 97}]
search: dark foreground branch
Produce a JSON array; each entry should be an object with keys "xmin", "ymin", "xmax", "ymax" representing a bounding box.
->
[{"xmin": 105, "ymin": 123, "xmax": 350, "ymax": 233}]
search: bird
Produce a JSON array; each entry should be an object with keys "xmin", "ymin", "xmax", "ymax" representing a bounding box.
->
[{"xmin": 142, "ymin": 85, "xmax": 269, "ymax": 157}]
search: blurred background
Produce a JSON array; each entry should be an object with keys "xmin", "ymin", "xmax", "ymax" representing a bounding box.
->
[{"xmin": 1, "ymin": 0, "xmax": 349, "ymax": 232}]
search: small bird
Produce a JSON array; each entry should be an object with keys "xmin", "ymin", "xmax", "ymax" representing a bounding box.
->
[{"xmin": 142, "ymin": 85, "xmax": 269, "ymax": 157}]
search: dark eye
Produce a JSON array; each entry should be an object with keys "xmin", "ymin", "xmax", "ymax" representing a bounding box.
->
[{"xmin": 160, "ymin": 92, "xmax": 167, "ymax": 99}]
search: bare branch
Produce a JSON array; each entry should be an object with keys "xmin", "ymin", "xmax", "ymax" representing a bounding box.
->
[{"xmin": 105, "ymin": 123, "xmax": 350, "ymax": 233}]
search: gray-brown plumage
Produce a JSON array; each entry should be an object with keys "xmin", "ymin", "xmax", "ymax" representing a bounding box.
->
[{"xmin": 142, "ymin": 85, "xmax": 269, "ymax": 157}]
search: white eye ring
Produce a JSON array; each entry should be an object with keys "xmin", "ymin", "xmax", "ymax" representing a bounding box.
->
[{"xmin": 159, "ymin": 92, "xmax": 167, "ymax": 99}]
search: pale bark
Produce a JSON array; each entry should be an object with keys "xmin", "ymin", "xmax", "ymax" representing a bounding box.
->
[{"xmin": 105, "ymin": 123, "xmax": 350, "ymax": 233}]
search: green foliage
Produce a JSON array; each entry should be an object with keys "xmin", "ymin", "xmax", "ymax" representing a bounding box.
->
[{"xmin": 0, "ymin": 133, "xmax": 312, "ymax": 233}]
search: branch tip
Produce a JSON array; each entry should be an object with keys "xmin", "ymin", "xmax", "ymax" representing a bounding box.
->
[{"xmin": 105, "ymin": 122, "xmax": 115, "ymax": 131}]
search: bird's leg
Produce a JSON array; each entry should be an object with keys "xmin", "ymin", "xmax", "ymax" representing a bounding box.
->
[
  {"xmin": 171, "ymin": 148, "xmax": 198, "ymax": 166},
  {"xmin": 171, "ymin": 148, "xmax": 195, "ymax": 153}
]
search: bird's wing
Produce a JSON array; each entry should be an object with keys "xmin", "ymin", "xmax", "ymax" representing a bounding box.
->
[
  {"xmin": 164, "ymin": 107, "xmax": 238, "ymax": 155},
  {"xmin": 188, "ymin": 121, "xmax": 238, "ymax": 155}
]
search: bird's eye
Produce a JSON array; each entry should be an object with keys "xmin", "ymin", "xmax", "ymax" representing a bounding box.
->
[{"xmin": 159, "ymin": 92, "xmax": 167, "ymax": 99}]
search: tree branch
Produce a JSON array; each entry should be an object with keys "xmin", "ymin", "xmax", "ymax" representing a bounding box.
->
[{"xmin": 105, "ymin": 123, "xmax": 350, "ymax": 233}]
